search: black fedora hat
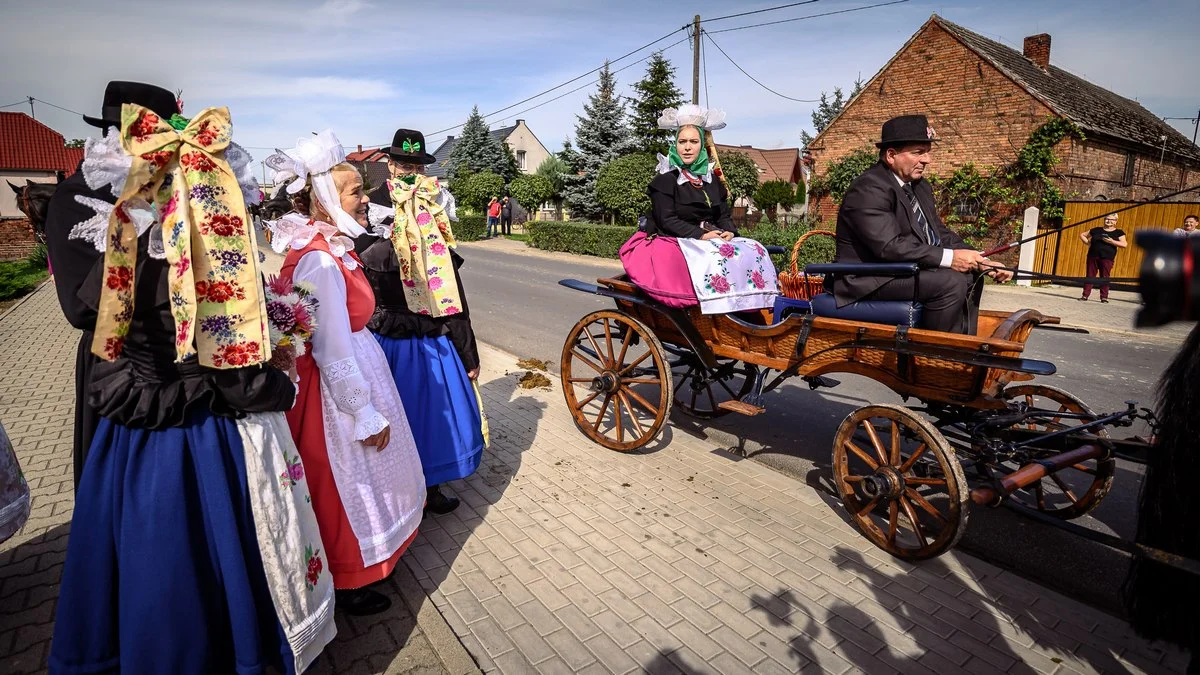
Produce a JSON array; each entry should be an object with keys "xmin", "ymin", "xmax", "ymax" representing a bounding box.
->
[
  {"xmin": 84, "ymin": 81, "xmax": 179, "ymax": 129},
  {"xmin": 387, "ymin": 129, "xmax": 436, "ymax": 165},
  {"xmin": 875, "ymin": 114, "xmax": 939, "ymax": 148}
]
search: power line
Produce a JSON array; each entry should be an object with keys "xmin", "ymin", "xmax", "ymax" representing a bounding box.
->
[
  {"xmin": 706, "ymin": 0, "xmax": 910, "ymax": 34},
  {"xmin": 702, "ymin": 0, "xmax": 820, "ymax": 24},
  {"xmin": 30, "ymin": 97, "xmax": 85, "ymax": 116},
  {"xmin": 703, "ymin": 31, "xmax": 819, "ymax": 102},
  {"xmin": 0, "ymin": 100, "xmax": 27, "ymax": 109}
]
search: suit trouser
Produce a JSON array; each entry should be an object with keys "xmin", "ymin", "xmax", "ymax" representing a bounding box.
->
[
  {"xmin": 865, "ymin": 268, "xmax": 983, "ymax": 334},
  {"xmin": 500, "ymin": 213, "xmax": 512, "ymax": 235}
]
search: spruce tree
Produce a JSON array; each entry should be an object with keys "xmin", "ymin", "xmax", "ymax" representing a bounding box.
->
[
  {"xmin": 448, "ymin": 105, "xmax": 506, "ymax": 179},
  {"xmin": 629, "ymin": 52, "xmax": 684, "ymax": 156},
  {"xmin": 563, "ymin": 62, "xmax": 635, "ymax": 221}
]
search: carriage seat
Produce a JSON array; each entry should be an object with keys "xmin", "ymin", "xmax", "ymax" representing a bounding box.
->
[{"xmin": 804, "ymin": 263, "xmax": 924, "ymax": 328}]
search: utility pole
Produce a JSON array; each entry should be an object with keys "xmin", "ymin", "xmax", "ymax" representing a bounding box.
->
[
  {"xmin": 1193, "ymin": 107, "xmax": 1199, "ymax": 148},
  {"xmin": 692, "ymin": 15, "xmax": 701, "ymax": 105},
  {"xmin": 27, "ymin": 96, "xmax": 34, "ymax": 119}
]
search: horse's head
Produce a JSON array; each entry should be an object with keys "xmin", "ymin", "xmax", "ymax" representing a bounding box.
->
[{"xmin": 9, "ymin": 179, "xmax": 57, "ymax": 238}]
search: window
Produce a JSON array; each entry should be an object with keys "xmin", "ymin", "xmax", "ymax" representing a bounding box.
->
[
  {"xmin": 1122, "ymin": 153, "xmax": 1135, "ymax": 187},
  {"xmin": 517, "ymin": 150, "xmax": 527, "ymax": 171}
]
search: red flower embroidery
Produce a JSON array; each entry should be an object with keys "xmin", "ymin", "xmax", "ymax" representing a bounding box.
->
[
  {"xmin": 180, "ymin": 152, "xmax": 217, "ymax": 173},
  {"xmin": 199, "ymin": 214, "xmax": 244, "ymax": 237},
  {"xmin": 214, "ymin": 342, "xmax": 260, "ymax": 367},
  {"xmin": 103, "ymin": 336, "xmax": 125, "ymax": 359},
  {"xmin": 105, "ymin": 266, "xmax": 133, "ymax": 291},
  {"xmin": 192, "ymin": 120, "xmax": 219, "ymax": 147},
  {"xmin": 131, "ymin": 112, "xmax": 161, "ymax": 140},
  {"xmin": 176, "ymin": 256, "xmax": 191, "ymax": 279},
  {"xmin": 176, "ymin": 319, "xmax": 191, "ymax": 346},
  {"xmin": 195, "ymin": 280, "xmax": 245, "ymax": 303},
  {"xmin": 139, "ymin": 150, "xmax": 174, "ymax": 170}
]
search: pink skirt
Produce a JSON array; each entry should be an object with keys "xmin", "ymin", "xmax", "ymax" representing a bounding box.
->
[{"xmin": 619, "ymin": 231, "xmax": 698, "ymax": 308}]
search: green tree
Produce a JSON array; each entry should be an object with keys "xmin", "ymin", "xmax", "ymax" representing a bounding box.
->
[
  {"xmin": 508, "ymin": 174, "xmax": 555, "ymax": 220},
  {"xmin": 448, "ymin": 171, "xmax": 505, "ymax": 213},
  {"xmin": 809, "ymin": 147, "xmax": 876, "ymax": 204},
  {"xmin": 719, "ymin": 151, "xmax": 761, "ymax": 204},
  {"xmin": 595, "ymin": 153, "xmax": 658, "ymax": 225},
  {"xmin": 800, "ymin": 77, "xmax": 864, "ymax": 148},
  {"xmin": 536, "ymin": 154, "xmax": 571, "ymax": 220},
  {"xmin": 753, "ymin": 180, "xmax": 796, "ymax": 222},
  {"xmin": 500, "ymin": 141, "xmax": 520, "ymax": 182},
  {"xmin": 448, "ymin": 106, "xmax": 506, "ymax": 179},
  {"xmin": 65, "ymin": 138, "xmax": 86, "ymax": 149},
  {"xmin": 628, "ymin": 52, "xmax": 685, "ymax": 156},
  {"xmin": 563, "ymin": 62, "xmax": 635, "ymax": 221}
]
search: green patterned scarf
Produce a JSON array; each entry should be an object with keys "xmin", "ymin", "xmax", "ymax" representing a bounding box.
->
[{"xmin": 667, "ymin": 127, "xmax": 710, "ymax": 176}]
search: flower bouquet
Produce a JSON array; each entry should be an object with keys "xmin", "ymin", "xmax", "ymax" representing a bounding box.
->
[{"xmin": 264, "ymin": 274, "xmax": 319, "ymax": 380}]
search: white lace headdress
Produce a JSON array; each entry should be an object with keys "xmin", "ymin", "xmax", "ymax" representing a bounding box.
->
[
  {"xmin": 657, "ymin": 104, "xmax": 727, "ymax": 131},
  {"xmin": 265, "ymin": 129, "xmax": 365, "ymax": 237}
]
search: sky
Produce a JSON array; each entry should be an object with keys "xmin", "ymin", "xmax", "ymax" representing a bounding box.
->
[{"xmin": 1, "ymin": 0, "xmax": 1197, "ymax": 180}]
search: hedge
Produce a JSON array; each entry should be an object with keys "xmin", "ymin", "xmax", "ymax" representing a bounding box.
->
[
  {"xmin": 526, "ymin": 221, "xmax": 636, "ymax": 259},
  {"xmin": 455, "ymin": 214, "xmax": 487, "ymax": 242},
  {"xmin": 743, "ymin": 224, "xmax": 837, "ymax": 271}
]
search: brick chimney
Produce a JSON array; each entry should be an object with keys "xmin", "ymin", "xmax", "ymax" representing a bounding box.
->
[
  {"xmin": 1023, "ymin": 33, "xmax": 1051, "ymax": 70},
  {"xmin": 357, "ymin": 144, "xmax": 362, "ymax": 152}
]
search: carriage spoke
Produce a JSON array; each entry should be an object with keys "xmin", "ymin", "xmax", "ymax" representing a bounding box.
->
[
  {"xmin": 1034, "ymin": 481, "xmax": 1047, "ymax": 510},
  {"xmin": 584, "ymin": 329, "xmax": 608, "ymax": 369},
  {"xmin": 899, "ymin": 497, "xmax": 929, "ymax": 548},
  {"xmin": 603, "ymin": 319, "xmax": 616, "ymax": 366},
  {"xmin": 716, "ymin": 378, "xmax": 738, "ymax": 398},
  {"xmin": 856, "ymin": 496, "xmax": 882, "ymax": 517},
  {"xmin": 613, "ymin": 395, "xmax": 625, "ymax": 443},
  {"xmin": 861, "ymin": 420, "xmax": 890, "ymax": 466},
  {"xmin": 899, "ymin": 443, "xmax": 928, "ymax": 473},
  {"xmin": 905, "ymin": 477, "xmax": 947, "ymax": 487},
  {"xmin": 1049, "ymin": 473, "xmax": 1080, "ymax": 503},
  {"xmin": 843, "ymin": 475, "xmax": 866, "ymax": 483},
  {"xmin": 887, "ymin": 502, "xmax": 899, "ymax": 547},
  {"xmin": 844, "ymin": 441, "xmax": 880, "ymax": 470},
  {"xmin": 1070, "ymin": 463, "xmax": 1098, "ymax": 475},
  {"xmin": 705, "ymin": 385, "xmax": 717, "ymax": 414},
  {"xmin": 624, "ymin": 378, "xmax": 662, "ymax": 385},
  {"xmin": 615, "ymin": 328, "xmax": 633, "ymax": 372},
  {"xmin": 624, "ymin": 388, "xmax": 660, "ymax": 418},
  {"xmin": 889, "ymin": 421, "xmax": 901, "ymax": 466},
  {"xmin": 905, "ymin": 488, "xmax": 948, "ymax": 525},
  {"xmin": 592, "ymin": 395, "xmax": 612, "ymax": 432},
  {"xmin": 575, "ymin": 390, "xmax": 602, "ymax": 410},
  {"xmin": 620, "ymin": 351, "xmax": 652, "ymax": 376},
  {"xmin": 618, "ymin": 391, "xmax": 646, "ymax": 439},
  {"xmin": 567, "ymin": 377, "xmax": 595, "ymax": 383},
  {"xmin": 572, "ymin": 349, "xmax": 605, "ymax": 375}
]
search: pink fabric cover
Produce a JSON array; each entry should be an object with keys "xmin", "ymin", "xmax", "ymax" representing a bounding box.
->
[{"xmin": 619, "ymin": 231, "xmax": 699, "ymax": 308}]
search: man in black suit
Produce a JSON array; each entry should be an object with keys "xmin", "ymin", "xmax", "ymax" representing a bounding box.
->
[
  {"xmin": 42, "ymin": 81, "xmax": 180, "ymax": 491},
  {"xmin": 831, "ymin": 114, "xmax": 1011, "ymax": 333}
]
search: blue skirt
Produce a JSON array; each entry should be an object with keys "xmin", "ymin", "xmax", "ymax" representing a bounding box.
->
[
  {"xmin": 373, "ymin": 333, "xmax": 484, "ymax": 486},
  {"xmin": 50, "ymin": 410, "xmax": 293, "ymax": 675}
]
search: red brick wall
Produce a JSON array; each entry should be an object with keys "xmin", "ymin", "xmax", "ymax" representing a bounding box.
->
[
  {"xmin": 0, "ymin": 218, "xmax": 37, "ymax": 261},
  {"xmin": 808, "ymin": 21, "xmax": 1056, "ymax": 221},
  {"xmin": 1058, "ymin": 138, "xmax": 1194, "ymax": 202}
]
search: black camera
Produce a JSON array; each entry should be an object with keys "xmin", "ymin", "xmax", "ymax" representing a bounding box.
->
[{"xmin": 1136, "ymin": 231, "xmax": 1200, "ymax": 327}]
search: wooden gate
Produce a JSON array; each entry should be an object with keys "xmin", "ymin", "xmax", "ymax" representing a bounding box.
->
[{"xmin": 1033, "ymin": 201, "xmax": 1200, "ymax": 280}]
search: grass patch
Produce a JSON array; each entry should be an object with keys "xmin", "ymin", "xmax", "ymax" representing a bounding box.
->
[{"xmin": 0, "ymin": 259, "xmax": 49, "ymax": 302}]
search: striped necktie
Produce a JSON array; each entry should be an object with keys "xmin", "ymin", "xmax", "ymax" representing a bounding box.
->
[{"xmin": 902, "ymin": 183, "xmax": 939, "ymax": 246}]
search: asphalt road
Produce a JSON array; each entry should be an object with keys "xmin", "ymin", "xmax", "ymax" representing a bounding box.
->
[{"xmin": 457, "ymin": 241, "xmax": 1177, "ymax": 613}]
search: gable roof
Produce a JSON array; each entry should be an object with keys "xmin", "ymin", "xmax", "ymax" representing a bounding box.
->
[
  {"xmin": 932, "ymin": 16, "xmax": 1200, "ymax": 163},
  {"xmin": 714, "ymin": 144, "xmax": 803, "ymax": 184},
  {"xmin": 0, "ymin": 112, "xmax": 83, "ymax": 176},
  {"xmin": 426, "ymin": 124, "xmax": 518, "ymax": 179},
  {"xmin": 346, "ymin": 148, "xmax": 387, "ymax": 162}
]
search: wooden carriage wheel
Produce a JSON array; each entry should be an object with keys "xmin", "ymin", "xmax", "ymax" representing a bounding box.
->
[
  {"xmin": 560, "ymin": 310, "xmax": 672, "ymax": 452},
  {"xmin": 997, "ymin": 384, "xmax": 1116, "ymax": 519},
  {"xmin": 671, "ymin": 358, "xmax": 757, "ymax": 419},
  {"xmin": 832, "ymin": 405, "xmax": 968, "ymax": 560}
]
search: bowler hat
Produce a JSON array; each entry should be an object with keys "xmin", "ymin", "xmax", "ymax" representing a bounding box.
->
[
  {"xmin": 84, "ymin": 81, "xmax": 179, "ymax": 129},
  {"xmin": 875, "ymin": 114, "xmax": 939, "ymax": 148},
  {"xmin": 387, "ymin": 129, "xmax": 436, "ymax": 165}
]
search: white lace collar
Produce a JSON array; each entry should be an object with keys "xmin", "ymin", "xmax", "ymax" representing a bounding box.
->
[
  {"xmin": 268, "ymin": 213, "xmax": 359, "ymax": 270},
  {"xmin": 655, "ymin": 153, "xmax": 713, "ymax": 185}
]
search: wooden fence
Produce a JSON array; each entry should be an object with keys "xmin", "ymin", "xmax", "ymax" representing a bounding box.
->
[{"xmin": 1033, "ymin": 201, "xmax": 1200, "ymax": 280}]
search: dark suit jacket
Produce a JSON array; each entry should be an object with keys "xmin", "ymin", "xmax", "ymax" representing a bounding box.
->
[{"xmin": 831, "ymin": 162, "xmax": 966, "ymax": 305}]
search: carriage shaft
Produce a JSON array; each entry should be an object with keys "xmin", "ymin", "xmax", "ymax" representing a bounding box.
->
[{"xmin": 970, "ymin": 444, "xmax": 1106, "ymax": 506}]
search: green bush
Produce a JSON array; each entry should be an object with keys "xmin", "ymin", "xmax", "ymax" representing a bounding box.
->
[
  {"xmin": 526, "ymin": 221, "xmax": 636, "ymax": 259},
  {"xmin": 747, "ymin": 223, "xmax": 837, "ymax": 272},
  {"xmin": 449, "ymin": 171, "xmax": 504, "ymax": 213},
  {"xmin": 595, "ymin": 153, "xmax": 657, "ymax": 225},
  {"xmin": 454, "ymin": 214, "xmax": 487, "ymax": 242},
  {"xmin": 26, "ymin": 243, "xmax": 49, "ymax": 269},
  {"xmin": 810, "ymin": 147, "xmax": 876, "ymax": 204},
  {"xmin": 0, "ymin": 260, "xmax": 50, "ymax": 301}
]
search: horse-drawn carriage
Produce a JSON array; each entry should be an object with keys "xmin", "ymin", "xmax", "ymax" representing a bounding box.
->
[{"xmin": 556, "ymin": 256, "xmax": 1157, "ymax": 561}]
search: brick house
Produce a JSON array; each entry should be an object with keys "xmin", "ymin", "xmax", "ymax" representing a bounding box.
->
[
  {"xmin": 0, "ymin": 112, "xmax": 83, "ymax": 259},
  {"xmin": 807, "ymin": 14, "xmax": 1200, "ymax": 222}
]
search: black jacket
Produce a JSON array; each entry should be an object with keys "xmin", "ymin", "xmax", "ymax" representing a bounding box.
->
[
  {"xmin": 831, "ymin": 162, "xmax": 966, "ymax": 305},
  {"xmin": 645, "ymin": 170, "xmax": 735, "ymax": 239}
]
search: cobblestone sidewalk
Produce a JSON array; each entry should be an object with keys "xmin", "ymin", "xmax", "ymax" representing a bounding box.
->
[
  {"xmin": 0, "ymin": 284, "xmax": 471, "ymax": 674},
  {"xmin": 415, "ymin": 341, "xmax": 1189, "ymax": 674}
]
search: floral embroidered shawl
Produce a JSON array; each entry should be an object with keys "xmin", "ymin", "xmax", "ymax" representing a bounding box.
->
[{"xmin": 388, "ymin": 175, "xmax": 463, "ymax": 317}]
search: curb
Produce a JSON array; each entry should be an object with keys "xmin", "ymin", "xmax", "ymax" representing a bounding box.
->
[
  {"xmin": 458, "ymin": 238, "xmax": 622, "ymax": 270},
  {"xmin": 0, "ymin": 278, "xmax": 52, "ymax": 326},
  {"xmin": 391, "ymin": 562, "xmax": 481, "ymax": 675}
]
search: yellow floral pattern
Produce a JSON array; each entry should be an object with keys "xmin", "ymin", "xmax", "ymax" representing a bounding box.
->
[{"xmin": 389, "ymin": 176, "xmax": 463, "ymax": 317}]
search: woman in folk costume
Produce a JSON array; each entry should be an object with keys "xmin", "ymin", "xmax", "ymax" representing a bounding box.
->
[
  {"xmin": 356, "ymin": 128, "xmax": 485, "ymax": 516},
  {"xmin": 50, "ymin": 104, "xmax": 335, "ymax": 674},
  {"xmin": 620, "ymin": 104, "xmax": 780, "ymax": 314},
  {"xmin": 267, "ymin": 131, "xmax": 425, "ymax": 616}
]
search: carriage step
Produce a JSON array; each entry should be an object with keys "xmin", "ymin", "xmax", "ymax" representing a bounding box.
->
[{"xmin": 717, "ymin": 400, "xmax": 766, "ymax": 416}]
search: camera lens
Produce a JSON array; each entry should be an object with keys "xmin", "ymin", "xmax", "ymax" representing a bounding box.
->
[{"xmin": 1136, "ymin": 231, "xmax": 1200, "ymax": 327}]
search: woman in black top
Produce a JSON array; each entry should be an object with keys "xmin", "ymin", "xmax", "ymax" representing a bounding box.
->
[
  {"xmin": 1079, "ymin": 213, "xmax": 1127, "ymax": 302},
  {"xmin": 645, "ymin": 124, "xmax": 737, "ymax": 240}
]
